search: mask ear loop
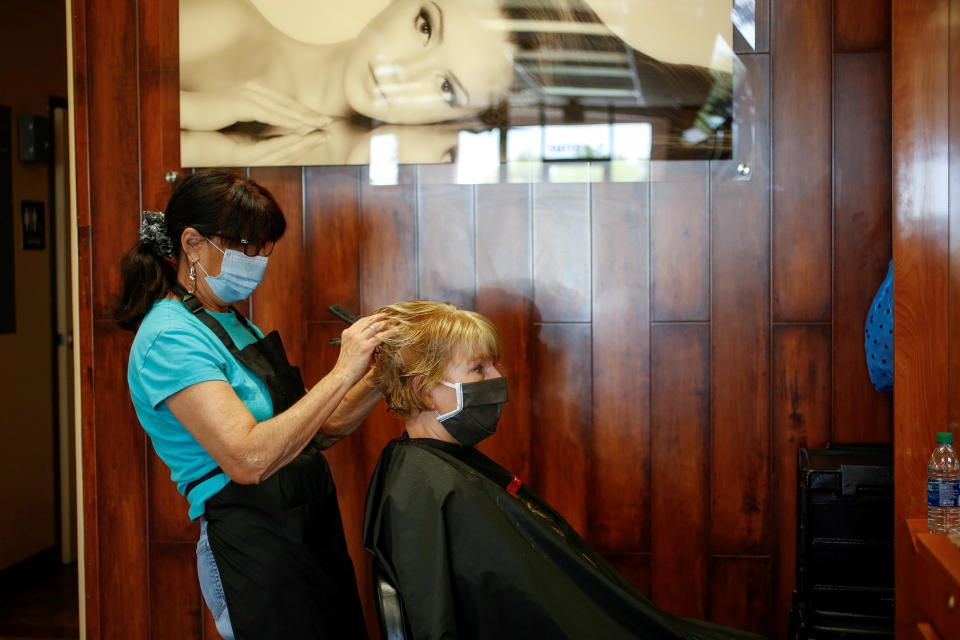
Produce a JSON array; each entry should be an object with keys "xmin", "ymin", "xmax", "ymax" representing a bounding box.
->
[{"xmin": 435, "ymin": 381, "xmax": 464, "ymax": 422}]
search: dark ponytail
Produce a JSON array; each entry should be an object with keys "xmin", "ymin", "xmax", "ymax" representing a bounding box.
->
[
  {"xmin": 113, "ymin": 169, "xmax": 287, "ymax": 331},
  {"xmin": 114, "ymin": 241, "xmax": 177, "ymax": 331}
]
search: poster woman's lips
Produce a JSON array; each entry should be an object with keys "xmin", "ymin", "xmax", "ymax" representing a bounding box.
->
[{"xmin": 370, "ymin": 64, "xmax": 388, "ymax": 104}]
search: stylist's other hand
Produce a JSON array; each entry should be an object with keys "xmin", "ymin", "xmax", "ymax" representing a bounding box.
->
[{"xmin": 332, "ymin": 313, "xmax": 395, "ymax": 383}]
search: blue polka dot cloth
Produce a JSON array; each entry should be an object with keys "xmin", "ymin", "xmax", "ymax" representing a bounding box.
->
[{"xmin": 865, "ymin": 260, "xmax": 893, "ymax": 392}]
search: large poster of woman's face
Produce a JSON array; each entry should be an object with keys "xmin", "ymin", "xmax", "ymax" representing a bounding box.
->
[{"xmin": 180, "ymin": 0, "xmax": 741, "ymax": 178}]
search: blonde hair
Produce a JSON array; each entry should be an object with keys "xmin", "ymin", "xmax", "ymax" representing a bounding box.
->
[{"xmin": 371, "ymin": 300, "xmax": 502, "ymax": 417}]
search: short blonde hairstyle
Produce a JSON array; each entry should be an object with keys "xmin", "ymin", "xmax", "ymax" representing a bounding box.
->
[{"xmin": 371, "ymin": 300, "xmax": 501, "ymax": 417}]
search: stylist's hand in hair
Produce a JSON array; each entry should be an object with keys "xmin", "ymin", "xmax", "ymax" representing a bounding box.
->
[{"xmin": 333, "ymin": 314, "xmax": 396, "ymax": 381}]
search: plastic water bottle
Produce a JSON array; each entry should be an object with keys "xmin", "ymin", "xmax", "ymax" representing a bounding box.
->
[{"xmin": 928, "ymin": 432, "xmax": 960, "ymax": 533}]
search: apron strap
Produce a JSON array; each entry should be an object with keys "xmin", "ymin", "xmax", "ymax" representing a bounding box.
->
[
  {"xmin": 185, "ymin": 465, "xmax": 224, "ymax": 496},
  {"xmin": 171, "ymin": 283, "xmax": 255, "ymax": 363}
]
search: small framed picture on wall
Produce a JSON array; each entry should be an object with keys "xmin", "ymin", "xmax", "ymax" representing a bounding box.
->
[{"xmin": 21, "ymin": 200, "xmax": 45, "ymax": 250}]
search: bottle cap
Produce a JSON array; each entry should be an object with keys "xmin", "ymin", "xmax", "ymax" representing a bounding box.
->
[{"xmin": 937, "ymin": 432, "xmax": 954, "ymax": 444}]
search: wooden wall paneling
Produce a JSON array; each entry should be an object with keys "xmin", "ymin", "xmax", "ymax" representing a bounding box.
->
[
  {"xmin": 950, "ymin": 0, "xmax": 960, "ymax": 432},
  {"xmin": 75, "ymin": 0, "xmax": 147, "ymax": 632},
  {"xmin": 302, "ymin": 166, "xmax": 368, "ymax": 573},
  {"xmin": 771, "ymin": 0, "xmax": 832, "ymax": 322},
  {"xmin": 416, "ymin": 173, "xmax": 474, "ymax": 308},
  {"xmin": 832, "ymin": 52, "xmax": 893, "ymax": 443},
  {"xmin": 589, "ymin": 180, "xmax": 650, "ymax": 552},
  {"xmin": 734, "ymin": 0, "xmax": 770, "ymax": 54},
  {"xmin": 202, "ymin": 603, "xmax": 220, "ymax": 639},
  {"xmin": 708, "ymin": 556, "xmax": 773, "ymax": 635},
  {"xmin": 86, "ymin": 0, "xmax": 142, "ymax": 320},
  {"xmin": 651, "ymin": 161, "xmax": 709, "ymax": 322},
  {"xmin": 137, "ymin": 0, "xmax": 179, "ymax": 208},
  {"xmin": 150, "ymin": 542, "xmax": 203, "ymax": 639},
  {"xmin": 532, "ymin": 182, "xmax": 591, "ymax": 323},
  {"xmin": 76, "ymin": 230, "xmax": 99, "ymax": 638},
  {"xmin": 249, "ymin": 167, "xmax": 306, "ymax": 367},
  {"xmin": 72, "ymin": 0, "xmax": 96, "ymax": 605},
  {"xmin": 710, "ymin": 52, "xmax": 771, "ymax": 555},
  {"xmin": 72, "ymin": 1, "xmax": 99, "ymax": 627},
  {"xmin": 92, "ymin": 321, "xmax": 149, "ymax": 637},
  {"xmin": 357, "ymin": 165, "xmax": 418, "ymax": 452},
  {"xmin": 771, "ymin": 325, "xmax": 831, "ymax": 638},
  {"xmin": 531, "ymin": 324, "xmax": 592, "ymax": 535},
  {"xmin": 474, "ymin": 183, "xmax": 534, "ymax": 481},
  {"xmin": 358, "ymin": 166, "xmax": 418, "ymax": 313},
  {"xmin": 71, "ymin": 1, "xmax": 90, "ymax": 231},
  {"xmin": 304, "ymin": 166, "xmax": 362, "ymax": 322},
  {"xmin": 834, "ymin": 0, "xmax": 891, "ymax": 52},
  {"xmin": 148, "ymin": 453, "xmax": 195, "ymax": 542},
  {"xmin": 650, "ymin": 324, "xmax": 709, "ymax": 618},
  {"xmin": 892, "ymin": 0, "xmax": 950, "ymax": 633}
]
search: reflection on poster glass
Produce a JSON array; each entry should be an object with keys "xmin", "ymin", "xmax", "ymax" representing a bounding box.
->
[{"xmin": 179, "ymin": 0, "xmax": 747, "ymax": 182}]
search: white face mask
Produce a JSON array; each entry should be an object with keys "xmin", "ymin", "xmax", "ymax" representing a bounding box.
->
[{"xmin": 196, "ymin": 238, "xmax": 268, "ymax": 303}]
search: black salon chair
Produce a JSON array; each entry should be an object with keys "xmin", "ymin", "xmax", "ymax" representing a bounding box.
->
[{"xmin": 372, "ymin": 564, "xmax": 411, "ymax": 640}]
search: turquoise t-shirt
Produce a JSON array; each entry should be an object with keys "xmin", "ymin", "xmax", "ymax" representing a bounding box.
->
[{"xmin": 127, "ymin": 298, "xmax": 274, "ymax": 520}]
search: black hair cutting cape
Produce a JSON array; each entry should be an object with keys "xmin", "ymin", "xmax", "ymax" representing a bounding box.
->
[{"xmin": 362, "ymin": 435, "xmax": 765, "ymax": 640}]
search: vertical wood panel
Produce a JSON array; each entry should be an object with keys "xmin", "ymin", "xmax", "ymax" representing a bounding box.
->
[
  {"xmin": 892, "ymin": 0, "xmax": 950, "ymax": 633},
  {"xmin": 148, "ymin": 453, "xmax": 194, "ymax": 542},
  {"xmin": 93, "ymin": 321, "xmax": 148, "ymax": 637},
  {"xmin": 417, "ymin": 180, "xmax": 474, "ymax": 308},
  {"xmin": 651, "ymin": 162, "xmax": 709, "ymax": 322},
  {"xmin": 150, "ymin": 542, "xmax": 202, "ymax": 640},
  {"xmin": 833, "ymin": 52, "xmax": 893, "ymax": 443},
  {"xmin": 710, "ymin": 53, "xmax": 771, "ymax": 554},
  {"xmin": 202, "ymin": 601, "xmax": 219, "ymax": 640},
  {"xmin": 138, "ymin": 0, "xmax": 179, "ymax": 208},
  {"xmin": 304, "ymin": 166, "xmax": 362, "ymax": 323},
  {"xmin": 708, "ymin": 556, "xmax": 773, "ymax": 635},
  {"xmin": 87, "ymin": 0, "xmax": 141, "ymax": 320},
  {"xmin": 76, "ymin": 229, "xmax": 99, "ymax": 638},
  {"xmin": 772, "ymin": 0, "xmax": 832, "ymax": 322},
  {"xmin": 589, "ymin": 180, "xmax": 650, "ymax": 551},
  {"xmin": 950, "ymin": 0, "xmax": 960, "ymax": 433},
  {"xmin": 531, "ymin": 324, "xmax": 591, "ymax": 535},
  {"xmin": 834, "ymin": 0, "xmax": 891, "ymax": 52},
  {"xmin": 475, "ymin": 183, "xmax": 534, "ymax": 481},
  {"xmin": 772, "ymin": 325, "xmax": 831, "ymax": 638},
  {"xmin": 359, "ymin": 167, "xmax": 418, "ymax": 312},
  {"xmin": 250, "ymin": 168, "xmax": 305, "ymax": 368},
  {"xmin": 651, "ymin": 324, "xmax": 709, "ymax": 618},
  {"xmin": 532, "ymin": 182, "xmax": 590, "ymax": 323}
]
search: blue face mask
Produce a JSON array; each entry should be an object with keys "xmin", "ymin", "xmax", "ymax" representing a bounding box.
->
[{"xmin": 196, "ymin": 239, "xmax": 268, "ymax": 303}]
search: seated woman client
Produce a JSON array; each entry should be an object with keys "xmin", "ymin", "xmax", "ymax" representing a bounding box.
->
[{"xmin": 363, "ymin": 300, "xmax": 763, "ymax": 640}]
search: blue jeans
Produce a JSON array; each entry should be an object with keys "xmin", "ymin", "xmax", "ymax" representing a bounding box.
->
[{"xmin": 197, "ymin": 519, "xmax": 235, "ymax": 640}]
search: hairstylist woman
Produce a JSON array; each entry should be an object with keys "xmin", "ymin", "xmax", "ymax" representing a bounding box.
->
[{"xmin": 116, "ymin": 169, "xmax": 391, "ymax": 639}]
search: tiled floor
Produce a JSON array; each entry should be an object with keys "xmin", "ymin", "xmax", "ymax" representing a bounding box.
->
[{"xmin": 0, "ymin": 563, "xmax": 79, "ymax": 640}]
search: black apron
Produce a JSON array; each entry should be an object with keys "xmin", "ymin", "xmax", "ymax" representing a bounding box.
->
[{"xmin": 177, "ymin": 286, "xmax": 368, "ymax": 639}]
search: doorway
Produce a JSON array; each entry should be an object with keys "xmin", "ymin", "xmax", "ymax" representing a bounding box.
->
[{"xmin": 0, "ymin": 97, "xmax": 79, "ymax": 640}]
